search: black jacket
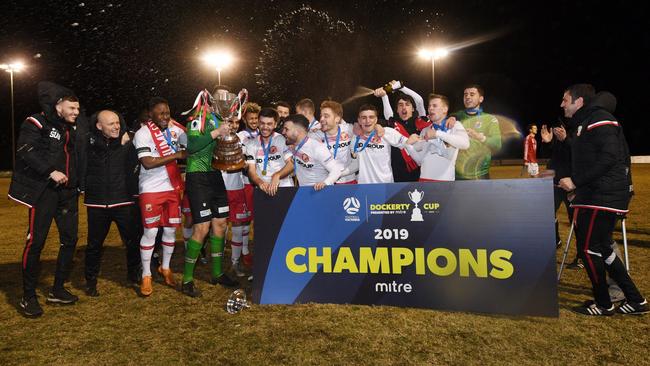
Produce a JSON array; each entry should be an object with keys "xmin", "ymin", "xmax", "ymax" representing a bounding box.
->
[
  {"xmin": 570, "ymin": 91, "xmax": 632, "ymax": 211},
  {"xmin": 8, "ymin": 82, "xmax": 81, "ymax": 207},
  {"xmin": 79, "ymin": 112, "xmax": 139, "ymax": 207}
]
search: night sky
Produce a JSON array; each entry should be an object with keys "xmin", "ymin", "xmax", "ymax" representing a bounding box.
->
[{"xmin": 1, "ymin": 1, "xmax": 648, "ymax": 170}]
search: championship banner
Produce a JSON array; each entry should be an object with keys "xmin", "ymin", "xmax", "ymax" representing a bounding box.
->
[{"xmin": 252, "ymin": 179, "xmax": 558, "ymax": 317}]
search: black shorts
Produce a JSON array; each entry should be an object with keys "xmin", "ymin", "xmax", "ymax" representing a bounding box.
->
[{"xmin": 185, "ymin": 171, "xmax": 229, "ymax": 223}]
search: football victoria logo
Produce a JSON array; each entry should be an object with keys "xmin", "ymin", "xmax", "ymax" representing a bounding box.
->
[
  {"xmin": 343, "ymin": 197, "xmax": 360, "ymax": 215},
  {"xmin": 343, "ymin": 197, "xmax": 361, "ymax": 222}
]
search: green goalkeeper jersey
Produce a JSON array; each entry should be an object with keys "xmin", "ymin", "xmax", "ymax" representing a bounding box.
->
[
  {"xmin": 186, "ymin": 114, "xmax": 220, "ymax": 173},
  {"xmin": 454, "ymin": 110, "xmax": 502, "ymax": 179}
]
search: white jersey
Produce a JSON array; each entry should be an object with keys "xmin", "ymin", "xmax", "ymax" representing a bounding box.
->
[
  {"xmin": 237, "ymin": 129, "xmax": 258, "ymax": 185},
  {"xmin": 134, "ymin": 123, "xmax": 186, "ymax": 193},
  {"xmin": 408, "ymin": 122, "xmax": 469, "ymax": 181},
  {"xmin": 244, "ymin": 132, "xmax": 294, "ymax": 187},
  {"xmin": 309, "ymin": 122, "xmax": 356, "ymax": 183},
  {"xmin": 308, "ymin": 119, "xmax": 321, "ymax": 134},
  {"xmin": 292, "ymin": 137, "xmax": 342, "ymax": 186},
  {"xmin": 355, "ymin": 127, "xmax": 406, "ymax": 184}
]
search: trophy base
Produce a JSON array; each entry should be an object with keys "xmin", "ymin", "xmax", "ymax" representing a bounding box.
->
[
  {"xmin": 212, "ymin": 160, "xmax": 246, "ymax": 172},
  {"xmin": 411, "ymin": 208, "xmax": 424, "ymax": 222}
]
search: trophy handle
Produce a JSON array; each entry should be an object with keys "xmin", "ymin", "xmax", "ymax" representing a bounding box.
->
[{"xmin": 228, "ymin": 89, "xmax": 249, "ymax": 121}]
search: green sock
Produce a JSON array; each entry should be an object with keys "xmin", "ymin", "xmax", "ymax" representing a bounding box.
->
[
  {"xmin": 210, "ymin": 236, "xmax": 224, "ymax": 278},
  {"xmin": 183, "ymin": 239, "xmax": 202, "ymax": 283}
]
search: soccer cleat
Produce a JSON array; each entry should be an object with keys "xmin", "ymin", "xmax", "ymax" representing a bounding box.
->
[
  {"xmin": 140, "ymin": 276, "xmax": 153, "ymax": 296},
  {"xmin": 157, "ymin": 266, "xmax": 177, "ymax": 287},
  {"xmin": 233, "ymin": 261, "xmax": 246, "ymax": 277},
  {"xmin": 47, "ymin": 287, "xmax": 79, "ymax": 305},
  {"xmin": 181, "ymin": 281, "xmax": 202, "ymax": 298},
  {"xmin": 566, "ymin": 258, "xmax": 584, "ymax": 270},
  {"xmin": 210, "ymin": 273, "xmax": 238, "ymax": 288},
  {"xmin": 20, "ymin": 296, "xmax": 43, "ymax": 318},
  {"xmin": 572, "ymin": 300, "xmax": 615, "ymax": 316},
  {"xmin": 617, "ymin": 299, "xmax": 649, "ymax": 315},
  {"xmin": 85, "ymin": 285, "xmax": 99, "ymax": 297},
  {"xmin": 242, "ymin": 253, "xmax": 253, "ymax": 267}
]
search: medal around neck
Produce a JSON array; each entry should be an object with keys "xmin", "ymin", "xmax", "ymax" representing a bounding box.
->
[{"xmin": 226, "ymin": 289, "xmax": 251, "ymax": 314}]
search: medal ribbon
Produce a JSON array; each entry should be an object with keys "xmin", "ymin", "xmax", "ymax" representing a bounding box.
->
[
  {"xmin": 353, "ymin": 130, "xmax": 376, "ymax": 154},
  {"xmin": 324, "ymin": 126, "xmax": 341, "ymax": 159},
  {"xmin": 261, "ymin": 134, "xmax": 273, "ymax": 175},
  {"xmin": 292, "ymin": 136, "xmax": 309, "ymax": 177}
]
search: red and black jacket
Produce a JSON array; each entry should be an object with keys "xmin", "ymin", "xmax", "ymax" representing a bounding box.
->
[
  {"xmin": 569, "ymin": 92, "xmax": 633, "ymax": 212},
  {"xmin": 8, "ymin": 82, "xmax": 80, "ymax": 207}
]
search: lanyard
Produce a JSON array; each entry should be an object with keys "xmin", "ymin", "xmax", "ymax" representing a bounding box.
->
[
  {"xmin": 292, "ymin": 136, "xmax": 309, "ymax": 177},
  {"xmin": 260, "ymin": 134, "xmax": 273, "ymax": 176},
  {"xmin": 353, "ymin": 130, "xmax": 377, "ymax": 155},
  {"xmin": 323, "ymin": 126, "xmax": 341, "ymax": 159},
  {"xmin": 162, "ymin": 128, "xmax": 176, "ymax": 152},
  {"xmin": 432, "ymin": 117, "xmax": 448, "ymax": 132},
  {"xmin": 309, "ymin": 120, "xmax": 318, "ymax": 130}
]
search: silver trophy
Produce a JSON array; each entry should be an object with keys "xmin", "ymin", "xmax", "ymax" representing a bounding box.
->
[
  {"xmin": 226, "ymin": 289, "xmax": 251, "ymax": 314},
  {"xmin": 211, "ymin": 88, "xmax": 248, "ymax": 171},
  {"xmin": 408, "ymin": 189, "xmax": 424, "ymax": 222}
]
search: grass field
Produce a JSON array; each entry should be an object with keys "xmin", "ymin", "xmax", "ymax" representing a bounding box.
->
[{"xmin": 0, "ymin": 166, "xmax": 648, "ymax": 365}]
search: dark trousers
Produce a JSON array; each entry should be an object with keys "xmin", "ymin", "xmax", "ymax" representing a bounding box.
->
[
  {"xmin": 85, "ymin": 205, "xmax": 141, "ymax": 285},
  {"xmin": 22, "ymin": 187, "xmax": 78, "ymax": 297},
  {"xmin": 575, "ymin": 207, "xmax": 644, "ymax": 308},
  {"xmin": 554, "ymin": 186, "xmax": 573, "ymax": 245}
]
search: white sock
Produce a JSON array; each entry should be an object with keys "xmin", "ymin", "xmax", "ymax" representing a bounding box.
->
[
  {"xmin": 161, "ymin": 227, "xmax": 176, "ymax": 270},
  {"xmin": 242, "ymin": 224, "xmax": 250, "ymax": 256},
  {"xmin": 231, "ymin": 226, "xmax": 244, "ymax": 263},
  {"xmin": 140, "ymin": 227, "xmax": 158, "ymax": 277}
]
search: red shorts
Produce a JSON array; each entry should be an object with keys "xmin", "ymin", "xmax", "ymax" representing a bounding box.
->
[
  {"xmin": 181, "ymin": 191, "xmax": 191, "ymax": 219},
  {"xmin": 138, "ymin": 190, "xmax": 182, "ymax": 228},
  {"xmin": 336, "ymin": 180, "xmax": 357, "ymax": 185},
  {"xmin": 226, "ymin": 189, "xmax": 251, "ymax": 224},
  {"xmin": 244, "ymin": 184, "xmax": 255, "ymax": 221}
]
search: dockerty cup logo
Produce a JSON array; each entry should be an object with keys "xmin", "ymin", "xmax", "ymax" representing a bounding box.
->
[
  {"xmin": 408, "ymin": 189, "xmax": 424, "ymax": 222},
  {"xmin": 343, "ymin": 197, "xmax": 361, "ymax": 215}
]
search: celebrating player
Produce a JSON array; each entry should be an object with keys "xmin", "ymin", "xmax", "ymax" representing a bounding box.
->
[
  {"xmin": 342, "ymin": 104, "xmax": 420, "ymax": 184},
  {"xmin": 406, "ymin": 94, "xmax": 469, "ymax": 181},
  {"xmin": 181, "ymin": 89, "xmax": 239, "ymax": 297},
  {"xmin": 312, "ymin": 100, "xmax": 357, "ymax": 184},
  {"xmin": 282, "ymin": 114, "xmax": 342, "ymax": 189},
  {"xmin": 133, "ymin": 97, "xmax": 187, "ymax": 297}
]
